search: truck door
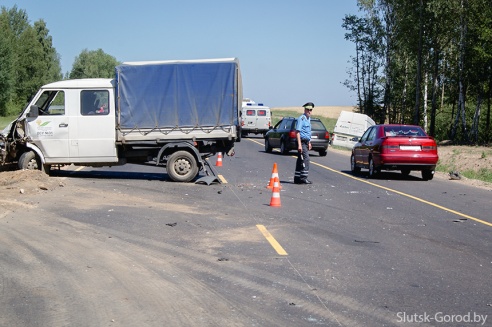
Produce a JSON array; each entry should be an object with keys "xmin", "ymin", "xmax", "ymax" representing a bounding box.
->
[
  {"xmin": 70, "ymin": 90, "xmax": 117, "ymax": 162},
  {"xmin": 26, "ymin": 90, "xmax": 71, "ymax": 163}
]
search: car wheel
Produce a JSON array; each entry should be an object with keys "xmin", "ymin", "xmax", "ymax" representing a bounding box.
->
[
  {"xmin": 280, "ymin": 139, "xmax": 289, "ymax": 155},
  {"xmin": 318, "ymin": 150, "xmax": 327, "ymax": 157},
  {"xmin": 265, "ymin": 139, "xmax": 272, "ymax": 153},
  {"xmin": 368, "ymin": 158, "xmax": 379, "ymax": 178},
  {"xmin": 351, "ymin": 154, "xmax": 361, "ymax": 173},
  {"xmin": 18, "ymin": 151, "xmax": 42, "ymax": 171},
  {"xmin": 421, "ymin": 169, "xmax": 434, "ymax": 181},
  {"xmin": 401, "ymin": 169, "xmax": 411, "ymax": 176}
]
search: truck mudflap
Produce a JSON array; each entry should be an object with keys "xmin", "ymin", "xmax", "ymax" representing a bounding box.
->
[
  {"xmin": 195, "ymin": 146, "xmax": 235, "ymax": 185},
  {"xmin": 195, "ymin": 155, "xmax": 221, "ymax": 185}
]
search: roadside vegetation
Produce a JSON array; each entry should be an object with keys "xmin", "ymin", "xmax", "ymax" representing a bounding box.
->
[
  {"xmin": 0, "ymin": 115, "xmax": 17, "ymax": 130},
  {"xmin": 343, "ymin": 1, "xmax": 492, "ymax": 146}
]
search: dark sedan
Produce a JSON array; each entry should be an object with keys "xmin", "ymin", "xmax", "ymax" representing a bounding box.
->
[
  {"xmin": 351, "ymin": 124, "xmax": 439, "ymax": 180},
  {"xmin": 264, "ymin": 117, "xmax": 330, "ymax": 156}
]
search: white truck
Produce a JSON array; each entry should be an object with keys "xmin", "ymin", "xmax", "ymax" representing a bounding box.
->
[
  {"xmin": 0, "ymin": 58, "xmax": 242, "ymax": 183},
  {"xmin": 240, "ymin": 99, "xmax": 271, "ymax": 137},
  {"xmin": 331, "ymin": 111, "xmax": 375, "ymax": 149}
]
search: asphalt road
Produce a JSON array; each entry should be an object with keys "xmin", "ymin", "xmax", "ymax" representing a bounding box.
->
[{"xmin": 1, "ymin": 137, "xmax": 491, "ymax": 327}]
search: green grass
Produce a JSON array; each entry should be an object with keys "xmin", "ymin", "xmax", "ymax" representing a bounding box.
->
[
  {"xmin": 0, "ymin": 115, "xmax": 18, "ymax": 130},
  {"xmin": 461, "ymin": 168, "xmax": 492, "ymax": 183}
]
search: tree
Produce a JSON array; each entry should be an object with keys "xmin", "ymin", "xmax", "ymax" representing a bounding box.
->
[
  {"xmin": 0, "ymin": 13, "xmax": 14, "ymax": 116},
  {"xmin": 342, "ymin": 11, "xmax": 384, "ymax": 121},
  {"xmin": 0, "ymin": 5, "xmax": 62, "ymax": 115},
  {"xmin": 34, "ymin": 20, "xmax": 62, "ymax": 83},
  {"xmin": 343, "ymin": 0, "xmax": 492, "ymax": 144},
  {"xmin": 69, "ymin": 49, "xmax": 120, "ymax": 79}
]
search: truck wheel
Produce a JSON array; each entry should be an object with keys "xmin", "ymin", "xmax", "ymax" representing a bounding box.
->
[
  {"xmin": 166, "ymin": 150, "xmax": 198, "ymax": 182},
  {"xmin": 18, "ymin": 151, "xmax": 41, "ymax": 171}
]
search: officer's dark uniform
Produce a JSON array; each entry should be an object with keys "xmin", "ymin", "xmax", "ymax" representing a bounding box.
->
[{"xmin": 294, "ymin": 102, "xmax": 314, "ymax": 184}]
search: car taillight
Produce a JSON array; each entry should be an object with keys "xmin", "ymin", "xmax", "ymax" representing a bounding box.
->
[
  {"xmin": 382, "ymin": 145, "xmax": 399, "ymax": 150},
  {"xmin": 324, "ymin": 131, "xmax": 330, "ymax": 140},
  {"xmin": 381, "ymin": 140, "xmax": 398, "ymax": 152},
  {"xmin": 422, "ymin": 145, "xmax": 437, "ymax": 150},
  {"xmin": 241, "ymin": 121, "xmax": 244, "ymax": 126},
  {"xmin": 288, "ymin": 130, "xmax": 297, "ymax": 138}
]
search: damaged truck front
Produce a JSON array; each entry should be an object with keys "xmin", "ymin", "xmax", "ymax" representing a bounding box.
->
[{"xmin": 0, "ymin": 58, "xmax": 242, "ymax": 182}]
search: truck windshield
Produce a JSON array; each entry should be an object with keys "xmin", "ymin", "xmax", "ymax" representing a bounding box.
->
[{"xmin": 35, "ymin": 91, "xmax": 65, "ymax": 115}]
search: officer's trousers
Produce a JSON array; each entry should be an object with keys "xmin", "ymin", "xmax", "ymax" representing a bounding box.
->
[{"xmin": 294, "ymin": 141, "xmax": 310, "ymax": 182}]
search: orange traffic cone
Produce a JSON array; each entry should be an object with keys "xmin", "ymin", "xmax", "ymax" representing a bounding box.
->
[
  {"xmin": 215, "ymin": 152, "xmax": 223, "ymax": 167},
  {"xmin": 269, "ymin": 176, "xmax": 281, "ymax": 207},
  {"xmin": 267, "ymin": 163, "xmax": 282, "ymax": 189}
]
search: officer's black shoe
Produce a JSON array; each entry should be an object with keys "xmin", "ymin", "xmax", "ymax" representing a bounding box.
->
[
  {"xmin": 299, "ymin": 179, "xmax": 312, "ymax": 184},
  {"xmin": 294, "ymin": 178, "xmax": 301, "ymax": 184}
]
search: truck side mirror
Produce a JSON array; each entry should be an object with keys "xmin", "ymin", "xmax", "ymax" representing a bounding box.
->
[{"xmin": 27, "ymin": 105, "xmax": 39, "ymax": 118}]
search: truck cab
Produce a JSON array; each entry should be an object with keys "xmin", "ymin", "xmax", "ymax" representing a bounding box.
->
[{"xmin": 16, "ymin": 79, "xmax": 118, "ymax": 169}]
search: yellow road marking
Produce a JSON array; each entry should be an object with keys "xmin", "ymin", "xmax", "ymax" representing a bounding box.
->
[
  {"xmin": 256, "ymin": 224, "xmax": 288, "ymax": 255},
  {"xmin": 311, "ymin": 161, "xmax": 492, "ymax": 227},
  {"xmin": 218, "ymin": 174, "xmax": 227, "ymax": 184},
  {"xmin": 248, "ymin": 139, "xmax": 490, "ymax": 227}
]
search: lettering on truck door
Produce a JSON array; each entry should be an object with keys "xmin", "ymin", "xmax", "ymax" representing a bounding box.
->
[{"xmin": 26, "ymin": 90, "xmax": 71, "ymax": 163}]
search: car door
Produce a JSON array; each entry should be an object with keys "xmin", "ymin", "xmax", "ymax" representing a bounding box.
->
[
  {"xmin": 242, "ymin": 108, "xmax": 256, "ymax": 131},
  {"xmin": 26, "ymin": 89, "xmax": 71, "ymax": 163},
  {"xmin": 268, "ymin": 119, "xmax": 284, "ymax": 147},
  {"xmin": 354, "ymin": 126, "xmax": 374, "ymax": 166},
  {"xmin": 361, "ymin": 126, "xmax": 377, "ymax": 165}
]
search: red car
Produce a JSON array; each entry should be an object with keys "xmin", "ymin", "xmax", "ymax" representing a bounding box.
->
[{"xmin": 351, "ymin": 124, "xmax": 439, "ymax": 180}]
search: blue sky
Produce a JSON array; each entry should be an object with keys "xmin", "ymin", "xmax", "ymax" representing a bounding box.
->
[{"xmin": 3, "ymin": 1, "xmax": 360, "ymax": 107}]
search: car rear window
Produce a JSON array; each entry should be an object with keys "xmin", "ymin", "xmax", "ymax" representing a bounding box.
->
[
  {"xmin": 311, "ymin": 120, "xmax": 327, "ymax": 131},
  {"xmin": 384, "ymin": 126, "xmax": 427, "ymax": 137},
  {"xmin": 246, "ymin": 110, "xmax": 255, "ymax": 116},
  {"xmin": 257, "ymin": 110, "xmax": 267, "ymax": 116}
]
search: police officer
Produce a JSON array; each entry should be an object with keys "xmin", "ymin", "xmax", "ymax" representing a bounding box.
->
[{"xmin": 294, "ymin": 102, "xmax": 314, "ymax": 184}]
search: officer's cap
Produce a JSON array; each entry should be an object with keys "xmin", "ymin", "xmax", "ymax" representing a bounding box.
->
[{"xmin": 303, "ymin": 102, "xmax": 315, "ymax": 110}]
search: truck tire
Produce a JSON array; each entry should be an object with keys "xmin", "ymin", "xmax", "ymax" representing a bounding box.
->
[
  {"xmin": 18, "ymin": 151, "xmax": 41, "ymax": 171},
  {"xmin": 166, "ymin": 150, "xmax": 198, "ymax": 182}
]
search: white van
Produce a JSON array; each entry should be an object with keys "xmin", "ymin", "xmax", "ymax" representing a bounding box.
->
[
  {"xmin": 332, "ymin": 111, "xmax": 375, "ymax": 149},
  {"xmin": 240, "ymin": 99, "xmax": 271, "ymax": 137}
]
